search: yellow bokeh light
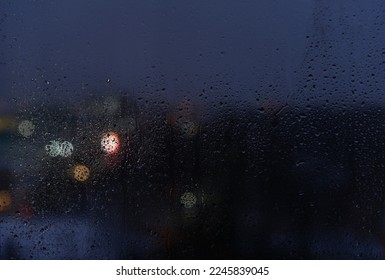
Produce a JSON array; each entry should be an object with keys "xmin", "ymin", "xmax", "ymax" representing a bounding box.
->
[
  {"xmin": 0, "ymin": 117, "xmax": 16, "ymax": 132},
  {"xmin": 73, "ymin": 164, "xmax": 90, "ymax": 182},
  {"xmin": 0, "ymin": 191, "xmax": 12, "ymax": 212}
]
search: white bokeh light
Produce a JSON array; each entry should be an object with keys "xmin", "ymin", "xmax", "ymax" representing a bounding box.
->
[
  {"xmin": 45, "ymin": 140, "xmax": 74, "ymax": 157},
  {"xmin": 180, "ymin": 192, "xmax": 197, "ymax": 208},
  {"xmin": 60, "ymin": 141, "xmax": 74, "ymax": 157},
  {"xmin": 45, "ymin": 140, "xmax": 61, "ymax": 157},
  {"xmin": 18, "ymin": 120, "xmax": 35, "ymax": 138}
]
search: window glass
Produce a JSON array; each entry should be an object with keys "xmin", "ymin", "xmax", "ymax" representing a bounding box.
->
[{"xmin": 1, "ymin": 0, "xmax": 385, "ymax": 259}]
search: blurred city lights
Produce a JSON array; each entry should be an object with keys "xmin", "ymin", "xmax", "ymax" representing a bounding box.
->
[
  {"xmin": 0, "ymin": 117, "xmax": 16, "ymax": 132},
  {"xmin": 73, "ymin": 164, "xmax": 90, "ymax": 182},
  {"xmin": 0, "ymin": 191, "xmax": 12, "ymax": 212},
  {"xmin": 179, "ymin": 120, "xmax": 199, "ymax": 138},
  {"xmin": 101, "ymin": 131, "xmax": 120, "ymax": 154},
  {"xmin": 60, "ymin": 141, "xmax": 74, "ymax": 157},
  {"xmin": 177, "ymin": 99, "xmax": 194, "ymax": 117},
  {"xmin": 19, "ymin": 204, "xmax": 34, "ymax": 219},
  {"xmin": 45, "ymin": 140, "xmax": 74, "ymax": 157},
  {"xmin": 18, "ymin": 120, "xmax": 35, "ymax": 137},
  {"xmin": 45, "ymin": 140, "xmax": 61, "ymax": 157},
  {"xmin": 180, "ymin": 192, "xmax": 197, "ymax": 208}
]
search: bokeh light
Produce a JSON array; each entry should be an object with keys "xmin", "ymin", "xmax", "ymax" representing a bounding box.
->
[
  {"xmin": 179, "ymin": 120, "xmax": 199, "ymax": 138},
  {"xmin": 73, "ymin": 164, "xmax": 91, "ymax": 182},
  {"xmin": 177, "ymin": 99, "xmax": 194, "ymax": 117},
  {"xmin": 19, "ymin": 204, "xmax": 34, "ymax": 219},
  {"xmin": 60, "ymin": 141, "xmax": 74, "ymax": 157},
  {"xmin": 18, "ymin": 120, "xmax": 35, "ymax": 137},
  {"xmin": 45, "ymin": 140, "xmax": 74, "ymax": 157},
  {"xmin": 0, "ymin": 191, "xmax": 12, "ymax": 212},
  {"xmin": 45, "ymin": 140, "xmax": 61, "ymax": 157},
  {"xmin": 101, "ymin": 131, "xmax": 120, "ymax": 154},
  {"xmin": 180, "ymin": 192, "xmax": 197, "ymax": 208}
]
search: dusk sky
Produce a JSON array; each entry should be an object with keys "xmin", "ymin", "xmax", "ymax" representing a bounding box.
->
[
  {"xmin": 2, "ymin": 0, "xmax": 385, "ymax": 261},
  {"xmin": 1, "ymin": 0, "xmax": 385, "ymax": 108}
]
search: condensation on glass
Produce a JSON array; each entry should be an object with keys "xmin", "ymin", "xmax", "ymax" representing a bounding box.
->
[{"xmin": 1, "ymin": 0, "xmax": 385, "ymax": 259}]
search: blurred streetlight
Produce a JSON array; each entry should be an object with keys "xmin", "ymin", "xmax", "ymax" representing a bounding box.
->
[
  {"xmin": 45, "ymin": 140, "xmax": 74, "ymax": 157},
  {"xmin": 180, "ymin": 192, "xmax": 197, "ymax": 208},
  {"xmin": 101, "ymin": 131, "xmax": 120, "ymax": 154},
  {"xmin": 0, "ymin": 191, "xmax": 12, "ymax": 212},
  {"xmin": 18, "ymin": 120, "xmax": 35, "ymax": 137},
  {"xmin": 73, "ymin": 164, "xmax": 91, "ymax": 182}
]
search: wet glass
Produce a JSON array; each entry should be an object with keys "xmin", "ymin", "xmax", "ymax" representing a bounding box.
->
[{"xmin": 1, "ymin": 0, "xmax": 385, "ymax": 259}]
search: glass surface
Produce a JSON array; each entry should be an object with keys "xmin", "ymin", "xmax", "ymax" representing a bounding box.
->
[{"xmin": 1, "ymin": 0, "xmax": 385, "ymax": 259}]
